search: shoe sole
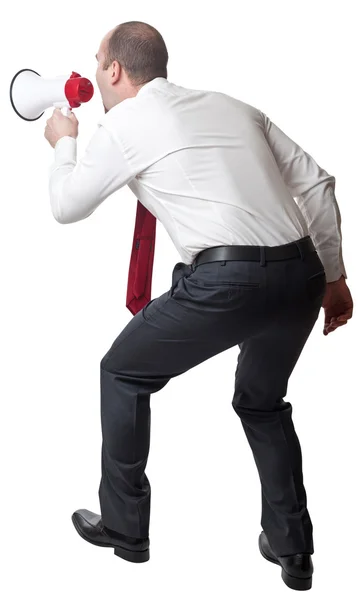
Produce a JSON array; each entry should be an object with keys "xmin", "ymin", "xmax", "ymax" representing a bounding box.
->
[
  {"xmin": 258, "ymin": 538, "xmax": 312, "ymax": 591},
  {"xmin": 71, "ymin": 515, "xmax": 150, "ymax": 563}
]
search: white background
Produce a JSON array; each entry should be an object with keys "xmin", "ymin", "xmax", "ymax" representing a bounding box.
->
[{"xmin": 1, "ymin": 0, "xmax": 357, "ymax": 598}]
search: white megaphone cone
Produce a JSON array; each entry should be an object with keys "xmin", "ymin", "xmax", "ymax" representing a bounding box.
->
[{"xmin": 9, "ymin": 68, "xmax": 94, "ymax": 121}]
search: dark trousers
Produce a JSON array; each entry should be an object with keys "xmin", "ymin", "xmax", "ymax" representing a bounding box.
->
[{"xmin": 98, "ymin": 236, "xmax": 326, "ymax": 557}]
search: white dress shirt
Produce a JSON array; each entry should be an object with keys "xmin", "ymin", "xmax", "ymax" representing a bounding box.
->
[{"xmin": 48, "ymin": 77, "xmax": 347, "ymax": 283}]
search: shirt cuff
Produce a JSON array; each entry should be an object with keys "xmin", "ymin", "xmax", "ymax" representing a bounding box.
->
[
  {"xmin": 316, "ymin": 245, "xmax": 347, "ymax": 283},
  {"xmin": 54, "ymin": 136, "xmax": 77, "ymax": 164}
]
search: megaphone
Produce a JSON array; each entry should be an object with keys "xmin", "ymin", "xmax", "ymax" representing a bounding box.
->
[{"xmin": 9, "ymin": 69, "xmax": 94, "ymax": 121}]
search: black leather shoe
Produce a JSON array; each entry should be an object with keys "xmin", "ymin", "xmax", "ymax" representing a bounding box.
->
[
  {"xmin": 258, "ymin": 530, "xmax": 313, "ymax": 590},
  {"xmin": 71, "ymin": 509, "xmax": 150, "ymax": 563}
]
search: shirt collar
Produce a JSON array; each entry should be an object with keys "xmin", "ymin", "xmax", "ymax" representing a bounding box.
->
[{"xmin": 136, "ymin": 77, "xmax": 169, "ymax": 96}]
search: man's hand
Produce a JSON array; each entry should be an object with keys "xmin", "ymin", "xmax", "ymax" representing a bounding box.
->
[
  {"xmin": 322, "ymin": 275, "xmax": 353, "ymax": 335},
  {"xmin": 44, "ymin": 108, "xmax": 79, "ymax": 148}
]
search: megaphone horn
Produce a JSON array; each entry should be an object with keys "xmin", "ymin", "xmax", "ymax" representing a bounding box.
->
[{"xmin": 9, "ymin": 69, "xmax": 94, "ymax": 121}]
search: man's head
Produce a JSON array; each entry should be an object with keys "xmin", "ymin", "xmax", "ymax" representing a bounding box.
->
[{"xmin": 95, "ymin": 21, "xmax": 168, "ymax": 113}]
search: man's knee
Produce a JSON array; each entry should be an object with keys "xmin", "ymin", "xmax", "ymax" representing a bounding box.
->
[
  {"xmin": 231, "ymin": 387, "xmax": 289, "ymax": 417},
  {"xmin": 100, "ymin": 341, "xmax": 122, "ymax": 372},
  {"xmin": 100, "ymin": 353, "xmax": 110, "ymax": 371}
]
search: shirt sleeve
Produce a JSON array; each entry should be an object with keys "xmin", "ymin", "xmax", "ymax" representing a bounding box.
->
[
  {"xmin": 48, "ymin": 125, "xmax": 135, "ymax": 224},
  {"xmin": 260, "ymin": 111, "xmax": 347, "ymax": 282}
]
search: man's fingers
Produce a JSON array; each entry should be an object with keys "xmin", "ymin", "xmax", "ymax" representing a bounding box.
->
[
  {"xmin": 337, "ymin": 311, "xmax": 352, "ymax": 321},
  {"xmin": 330, "ymin": 320, "xmax": 346, "ymax": 327},
  {"xmin": 323, "ymin": 319, "xmax": 348, "ymax": 335},
  {"xmin": 325, "ymin": 310, "xmax": 352, "ymax": 327}
]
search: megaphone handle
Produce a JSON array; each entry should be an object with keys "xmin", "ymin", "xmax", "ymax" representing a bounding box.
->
[{"xmin": 61, "ymin": 106, "xmax": 72, "ymax": 117}]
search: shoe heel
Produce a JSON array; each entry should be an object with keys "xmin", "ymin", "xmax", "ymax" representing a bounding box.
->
[
  {"xmin": 281, "ymin": 569, "xmax": 312, "ymax": 591},
  {"xmin": 114, "ymin": 545, "xmax": 149, "ymax": 563}
]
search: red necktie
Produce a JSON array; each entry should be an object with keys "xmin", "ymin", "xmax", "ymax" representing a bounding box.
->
[{"xmin": 126, "ymin": 200, "xmax": 156, "ymax": 315}]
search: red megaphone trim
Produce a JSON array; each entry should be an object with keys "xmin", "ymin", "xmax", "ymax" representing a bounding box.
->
[{"xmin": 64, "ymin": 71, "xmax": 94, "ymax": 108}]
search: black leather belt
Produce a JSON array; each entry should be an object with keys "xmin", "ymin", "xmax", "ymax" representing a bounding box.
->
[{"xmin": 192, "ymin": 235, "xmax": 316, "ymax": 268}]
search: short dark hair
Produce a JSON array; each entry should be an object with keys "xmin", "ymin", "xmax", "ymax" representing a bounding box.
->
[{"xmin": 103, "ymin": 21, "xmax": 168, "ymax": 86}]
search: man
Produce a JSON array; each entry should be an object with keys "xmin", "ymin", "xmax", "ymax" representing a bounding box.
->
[{"xmin": 44, "ymin": 20, "xmax": 353, "ymax": 591}]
